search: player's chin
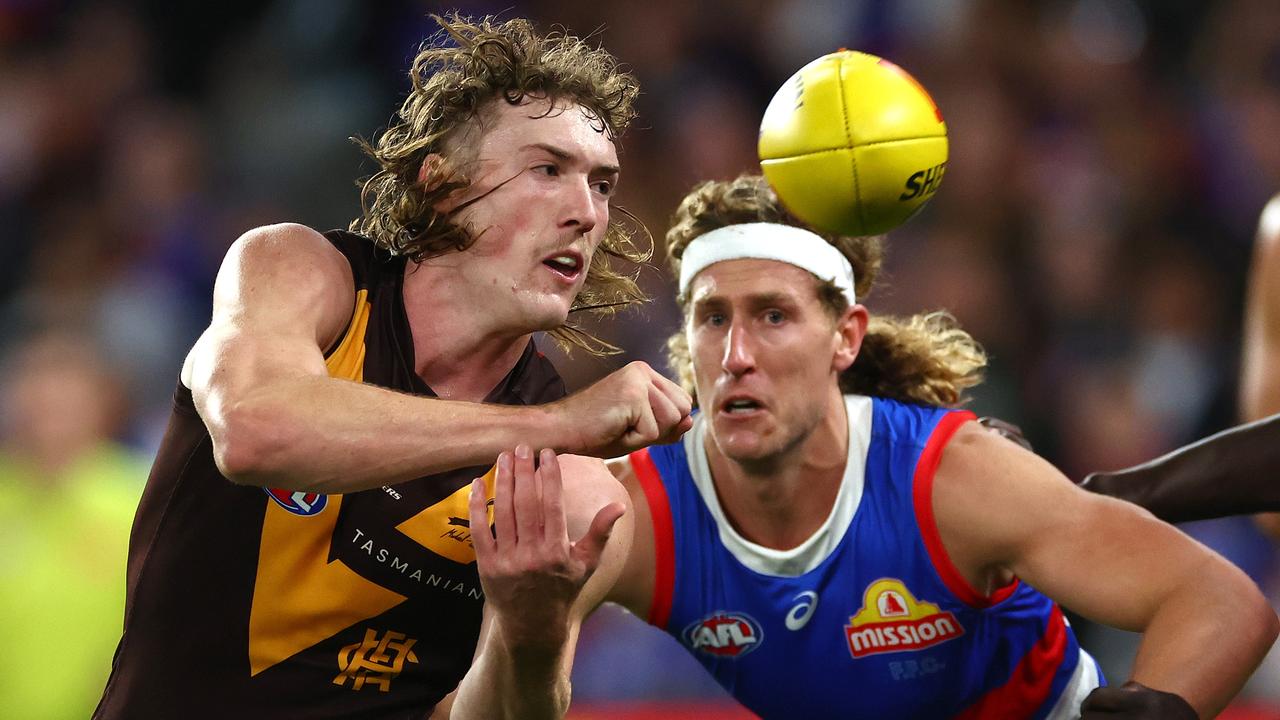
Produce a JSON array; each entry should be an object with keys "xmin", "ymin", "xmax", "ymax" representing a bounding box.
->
[
  {"xmin": 524, "ymin": 295, "xmax": 574, "ymax": 331},
  {"xmin": 719, "ymin": 443, "xmax": 774, "ymax": 465},
  {"xmin": 713, "ymin": 427, "xmax": 774, "ymax": 461}
]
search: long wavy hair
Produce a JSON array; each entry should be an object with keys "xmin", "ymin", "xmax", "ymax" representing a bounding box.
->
[
  {"xmin": 665, "ymin": 175, "xmax": 986, "ymax": 407},
  {"xmin": 351, "ymin": 13, "xmax": 647, "ymax": 353}
]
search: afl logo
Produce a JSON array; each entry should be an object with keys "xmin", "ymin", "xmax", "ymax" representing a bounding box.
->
[
  {"xmin": 264, "ymin": 488, "xmax": 328, "ymax": 516},
  {"xmin": 684, "ymin": 612, "xmax": 763, "ymax": 658}
]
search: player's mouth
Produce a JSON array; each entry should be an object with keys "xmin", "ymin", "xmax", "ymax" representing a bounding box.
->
[
  {"xmin": 542, "ymin": 251, "xmax": 584, "ymax": 283},
  {"xmin": 719, "ymin": 395, "xmax": 765, "ymax": 418}
]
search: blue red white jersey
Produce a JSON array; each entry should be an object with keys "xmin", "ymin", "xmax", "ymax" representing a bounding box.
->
[{"xmin": 630, "ymin": 395, "xmax": 1102, "ymax": 720}]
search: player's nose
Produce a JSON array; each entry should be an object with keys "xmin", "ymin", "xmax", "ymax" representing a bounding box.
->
[
  {"xmin": 722, "ymin": 323, "xmax": 755, "ymax": 376},
  {"xmin": 560, "ymin": 176, "xmax": 600, "ymax": 236}
]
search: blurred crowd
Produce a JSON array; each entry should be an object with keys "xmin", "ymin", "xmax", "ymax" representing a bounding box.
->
[{"xmin": 3, "ymin": 0, "xmax": 1280, "ymax": 717}]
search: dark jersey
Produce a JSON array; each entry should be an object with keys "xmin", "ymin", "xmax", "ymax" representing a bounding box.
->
[{"xmin": 95, "ymin": 230, "xmax": 566, "ymax": 720}]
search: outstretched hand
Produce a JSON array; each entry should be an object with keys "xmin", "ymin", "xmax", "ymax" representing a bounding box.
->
[{"xmin": 468, "ymin": 445, "xmax": 624, "ymax": 652}]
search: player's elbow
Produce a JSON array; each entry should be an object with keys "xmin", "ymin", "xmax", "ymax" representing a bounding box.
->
[
  {"xmin": 1197, "ymin": 561, "xmax": 1278, "ymax": 663},
  {"xmin": 1240, "ymin": 578, "xmax": 1280, "ymax": 659},
  {"xmin": 210, "ymin": 401, "xmax": 296, "ymax": 487}
]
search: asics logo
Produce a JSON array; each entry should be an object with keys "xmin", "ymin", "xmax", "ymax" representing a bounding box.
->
[{"xmin": 785, "ymin": 591, "xmax": 819, "ymax": 630}]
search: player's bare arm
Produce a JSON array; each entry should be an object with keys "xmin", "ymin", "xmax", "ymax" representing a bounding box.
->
[
  {"xmin": 186, "ymin": 224, "xmax": 691, "ymax": 493},
  {"xmin": 1082, "ymin": 195, "xmax": 1280, "ymax": 532},
  {"xmin": 1241, "ymin": 193, "xmax": 1280, "ymax": 538},
  {"xmin": 186, "ymin": 223, "xmax": 558, "ymax": 492},
  {"xmin": 1080, "ymin": 412, "xmax": 1280, "ymax": 522},
  {"xmin": 1241, "ymin": 194, "xmax": 1280, "ymax": 422},
  {"xmin": 445, "ymin": 451, "xmax": 631, "ymax": 719},
  {"xmin": 1081, "ymin": 194, "xmax": 1280, "ymax": 530},
  {"xmin": 935, "ymin": 422, "xmax": 1278, "ymax": 718}
]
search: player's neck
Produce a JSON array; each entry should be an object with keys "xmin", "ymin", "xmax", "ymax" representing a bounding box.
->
[
  {"xmin": 706, "ymin": 391, "xmax": 849, "ymax": 550},
  {"xmin": 399, "ymin": 262, "xmax": 532, "ymax": 402}
]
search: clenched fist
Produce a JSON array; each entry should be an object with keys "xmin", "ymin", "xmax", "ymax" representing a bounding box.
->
[{"xmin": 550, "ymin": 361, "xmax": 693, "ymax": 458}]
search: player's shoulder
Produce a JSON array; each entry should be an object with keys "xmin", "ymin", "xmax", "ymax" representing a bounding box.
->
[
  {"xmin": 559, "ymin": 455, "xmax": 631, "ymax": 574},
  {"xmin": 930, "ymin": 418, "xmax": 1031, "ymax": 501},
  {"xmin": 1255, "ymin": 194, "xmax": 1280, "ymax": 267},
  {"xmin": 208, "ymin": 223, "xmax": 356, "ymax": 343},
  {"xmin": 935, "ymin": 416, "xmax": 1078, "ymax": 512},
  {"xmin": 606, "ymin": 455, "xmax": 636, "ymax": 485},
  {"xmin": 222, "ymin": 223, "xmax": 352, "ymax": 290},
  {"xmin": 230, "ymin": 222, "xmax": 341, "ymax": 263},
  {"xmin": 864, "ymin": 394, "xmax": 957, "ymax": 445},
  {"xmin": 1259, "ymin": 194, "xmax": 1280, "ymax": 243},
  {"xmin": 560, "ymin": 454, "xmax": 628, "ymax": 509},
  {"xmin": 939, "ymin": 419, "xmax": 1003, "ymax": 460}
]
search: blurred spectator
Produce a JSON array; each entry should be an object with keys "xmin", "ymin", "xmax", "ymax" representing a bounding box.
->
[{"xmin": 0, "ymin": 331, "xmax": 147, "ymax": 719}]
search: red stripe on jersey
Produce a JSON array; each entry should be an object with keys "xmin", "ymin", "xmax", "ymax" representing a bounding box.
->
[
  {"xmin": 955, "ymin": 604, "xmax": 1070, "ymax": 719},
  {"xmin": 631, "ymin": 448, "xmax": 676, "ymax": 629},
  {"xmin": 912, "ymin": 410, "xmax": 1021, "ymax": 608}
]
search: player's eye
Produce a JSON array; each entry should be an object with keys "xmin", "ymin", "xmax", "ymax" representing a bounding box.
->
[
  {"xmin": 534, "ymin": 164, "xmax": 559, "ymax": 177},
  {"xmin": 592, "ymin": 180, "xmax": 614, "ymax": 196},
  {"xmin": 765, "ymin": 310, "xmax": 785, "ymax": 324}
]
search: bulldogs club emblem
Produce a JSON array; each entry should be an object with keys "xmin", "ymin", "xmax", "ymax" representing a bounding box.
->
[
  {"xmin": 684, "ymin": 612, "xmax": 763, "ymax": 658},
  {"xmin": 264, "ymin": 488, "xmax": 328, "ymax": 516}
]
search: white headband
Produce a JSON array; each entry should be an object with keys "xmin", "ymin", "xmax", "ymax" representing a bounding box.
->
[{"xmin": 678, "ymin": 223, "xmax": 857, "ymax": 305}]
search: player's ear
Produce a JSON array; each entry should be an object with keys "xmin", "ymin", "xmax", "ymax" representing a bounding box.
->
[
  {"xmin": 419, "ymin": 154, "xmax": 448, "ymax": 189},
  {"xmin": 421, "ymin": 153, "xmax": 473, "ymax": 215},
  {"xmin": 833, "ymin": 304, "xmax": 868, "ymax": 373}
]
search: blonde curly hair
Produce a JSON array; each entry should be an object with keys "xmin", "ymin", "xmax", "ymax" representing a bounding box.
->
[
  {"xmin": 350, "ymin": 13, "xmax": 646, "ymax": 354},
  {"xmin": 665, "ymin": 175, "xmax": 986, "ymax": 407}
]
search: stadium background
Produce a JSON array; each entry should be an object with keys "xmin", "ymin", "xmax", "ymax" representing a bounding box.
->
[{"xmin": 2, "ymin": 0, "xmax": 1279, "ymax": 717}]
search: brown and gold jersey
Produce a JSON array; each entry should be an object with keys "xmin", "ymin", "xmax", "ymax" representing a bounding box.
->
[{"xmin": 95, "ymin": 230, "xmax": 566, "ymax": 719}]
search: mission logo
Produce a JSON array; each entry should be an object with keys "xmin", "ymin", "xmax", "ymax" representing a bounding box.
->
[
  {"xmin": 845, "ymin": 579, "xmax": 964, "ymax": 659},
  {"xmin": 684, "ymin": 611, "xmax": 763, "ymax": 658}
]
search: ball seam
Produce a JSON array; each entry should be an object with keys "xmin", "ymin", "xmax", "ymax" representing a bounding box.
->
[
  {"xmin": 835, "ymin": 55, "xmax": 865, "ymax": 234},
  {"xmin": 759, "ymin": 136, "xmax": 946, "ymax": 160}
]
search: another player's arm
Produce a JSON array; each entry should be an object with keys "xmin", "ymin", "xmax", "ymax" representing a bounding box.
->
[
  {"xmin": 935, "ymin": 423, "xmax": 1278, "ymax": 719},
  {"xmin": 443, "ymin": 452, "xmax": 632, "ymax": 720},
  {"xmin": 1080, "ymin": 195, "xmax": 1280, "ymax": 525},
  {"xmin": 1079, "ymin": 413, "xmax": 1280, "ymax": 522},
  {"xmin": 1241, "ymin": 193, "xmax": 1280, "ymax": 537},
  {"xmin": 1242, "ymin": 194, "xmax": 1280, "ymax": 422}
]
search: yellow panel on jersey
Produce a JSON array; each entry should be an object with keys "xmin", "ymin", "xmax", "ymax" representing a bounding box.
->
[
  {"xmin": 325, "ymin": 289, "xmax": 371, "ymax": 382},
  {"xmin": 396, "ymin": 466, "xmax": 498, "ymax": 565},
  {"xmin": 249, "ymin": 497, "xmax": 407, "ymax": 675},
  {"xmin": 248, "ymin": 288, "xmax": 402, "ymax": 676}
]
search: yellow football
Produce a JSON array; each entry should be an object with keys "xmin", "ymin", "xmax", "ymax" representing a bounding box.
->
[{"xmin": 759, "ymin": 50, "xmax": 947, "ymax": 236}]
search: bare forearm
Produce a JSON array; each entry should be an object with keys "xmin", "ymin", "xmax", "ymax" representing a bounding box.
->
[
  {"xmin": 1080, "ymin": 412, "xmax": 1280, "ymax": 522},
  {"xmin": 450, "ymin": 627, "xmax": 572, "ymax": 720},
  {"xmin": 1127, "ymin": 563, "xmax": 1277, "ymax": 718},
  {"xmin": 209, "ymin": 376, "xmax": 566, "ymax": 492}
]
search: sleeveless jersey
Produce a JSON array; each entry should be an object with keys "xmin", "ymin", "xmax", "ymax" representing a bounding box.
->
[
  {"xmin": 95, "ymin": 230, "xmax": 566, "ymax": 719},
  {"xmin": 631, "ymin": 395, "xmax": 1102, "ymax": 720}
]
